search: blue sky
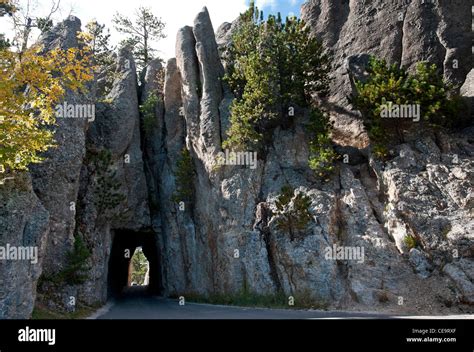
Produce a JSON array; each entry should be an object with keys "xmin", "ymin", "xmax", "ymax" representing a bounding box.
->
[
  {"xmin": 250, "ymin": 0, "xmax": 305, "ymax": 19},
  {"xmin": 3, "ymin": 0, "xmax": 307, "ymax": 59}
]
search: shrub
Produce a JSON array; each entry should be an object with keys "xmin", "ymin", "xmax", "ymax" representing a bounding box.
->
[
  {"xmin": 90, "ymin": 149, "xmax": 126, "ymax": 213},
  {"xmin": 140, "ymin": 93, "xmax": 160, "ymax": 135},
  {"xmin": 351, "ymin": 57, "xmax": 463, "ymax": 158},
  {"xmin": 172, "ymin": 148, "xmax": 195, "ymax": 205},
  {"xmin": 59, "ymin": 235, "xmax": 91, "ymax": 285},
  {"xmin": 308, "ymin": 109, "xmax": 337, "ymax": 178},
  {"xmin": 275, "ymin": 185, "xmax": 313, "ymax": 241}
]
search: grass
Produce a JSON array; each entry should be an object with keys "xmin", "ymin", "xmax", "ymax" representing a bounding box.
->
[
  {"xmin": 404, "ymin": 235, "xmax": 418, "ymax": 250},
  {"xmin": 31, "ymin": 303, "xmax": 101, "ymax": 320},
  {"xmin": 179, "ymin": 289, "xmax": 329, "ymax": 310}
]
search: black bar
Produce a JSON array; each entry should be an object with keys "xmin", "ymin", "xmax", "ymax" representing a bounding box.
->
[{"xmin": 0, "ymin": 319, "xmax": 472, "ymax": 351}]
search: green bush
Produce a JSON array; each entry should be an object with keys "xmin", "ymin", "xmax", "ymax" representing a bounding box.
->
[
  {"xmin": 275, "ymin": 185, "xmax": 313, "ymax": 241},
  {"xmin": 351, "ymin": 57, "xmax": 463, "ymax": 158},
  {"xmin": 59, "ymin": 235, "xmax": 91, "ymax": 285},
  {"xmin": 308, "ymin": 109, "xmax": 337, "ymax": 178},
  {"xmin": 90, "ymin": 149, "xmax": 126, "ymax": 213},
  {"xmin": 40, "ymin": 235, "xmax": 91, "ymax": 287},
  {"xmin": 172, "ymin": 148, "xmax": 195, "ymax": 205},
  {"xmin": 223, "ymin": 2, "xmax": 331, "ymax": 154},
  {"xmin": 404, "ymin": 235, "xmax": 418, "ymax": 250},
  {"xmin": 140, "ymin": 93, "xmax": 160, "ymax": 135},
  {"xmin": 38, "ymin": 233, "xmax": 91, "ymax": 288}
]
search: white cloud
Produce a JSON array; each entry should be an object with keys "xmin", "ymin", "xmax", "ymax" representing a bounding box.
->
[
  {"xmin": 255, "ymin": 0, "xmax": 277, "ymax": 11},
  {"xmin": 5, "ymin": 0, "xmax": 248, "ymax": 60}
]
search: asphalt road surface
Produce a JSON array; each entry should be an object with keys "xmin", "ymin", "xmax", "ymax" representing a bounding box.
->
[{"xmin": 93, "ymin": 289, "xmax": 473, "ymax": 320}]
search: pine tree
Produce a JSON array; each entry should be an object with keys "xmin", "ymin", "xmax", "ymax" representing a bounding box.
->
[
  {"xmin": 172, "ymin": 148, "xmax": 195, "ymax": 205},
  {"xmin": 350, "ymin": 57, "xmax": 463, "ymax": 158},
  {"xmin": 81, "ymin": 21, "xmax": 115, "ymax": 68},
  {"xmin": 113, "ymin": 6, "xmax": 166, "ymax": 74},
  {"xmin": 223, "ymin": 3, "xmax": 331, "ymax": 154}
]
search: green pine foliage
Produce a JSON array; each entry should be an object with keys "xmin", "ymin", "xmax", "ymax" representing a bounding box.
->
[
  {"xmin": 36, "ymin": 17, "xmax": 53, "ymax": 33},
  {"xmin": 113, "ymin": 6, "xmax": 166, "ymax": 73},
  {"xmin": 351, "ymin": 57, "xmax": 463, "ymax": 158},
  {"xmin": 308, "ymin": 109, "xmax": 337, "ymax": 178},
  {"xmin": 0, "ymin": 33, "xmax": 10, "ymax": 49},
  {"xmin": 59, "ymin": 235, "xmax": 91, "ymax": 286},
  {"xmin": 140, "ymin": 93, "xmax": 160, "ymax": 135},
  {"xmin": 84, "ymin": 21, "xmax": 115, "ymax": 68},
  {"xmin": 81, "ymin": 21, "xmax": 116, "ymax": 96},
  {"xmin": 172, "ymin": 148, "xmax": 195, "ymax": 205},
  {"xmin": 275, "ymin": 185, "xmax": 313, "ymax": 241},
  {"xmin": 90, "ymin": 150, "xmax": 126, "ymax": 213},
  {"xmin": 223, "ymin": 2, "xmax": 331, "ymax": 154}
]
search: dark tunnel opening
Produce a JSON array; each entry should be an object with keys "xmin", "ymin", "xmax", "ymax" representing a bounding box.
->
[{"xmin": 108, "ymin": 230, "xmax": 163, "ymax": 298}]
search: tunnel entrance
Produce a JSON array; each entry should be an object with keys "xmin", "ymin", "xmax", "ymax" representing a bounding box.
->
[{"xmin": 108, "ymin": 230, "xmax": 163, "ymax": 298}]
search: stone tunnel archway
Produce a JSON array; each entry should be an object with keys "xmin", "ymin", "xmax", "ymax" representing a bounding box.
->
[{"xmin": 108, "ymin": 230, "xmax": 163, "ymax": 297}]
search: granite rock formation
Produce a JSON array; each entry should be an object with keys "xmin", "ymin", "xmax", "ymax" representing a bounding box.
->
[{"xmin": 0, "ymin": 3, "xmax": 472, "ymax": 318}]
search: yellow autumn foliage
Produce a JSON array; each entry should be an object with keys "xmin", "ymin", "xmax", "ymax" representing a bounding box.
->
[{"xmin": 0, "ymin": 42, "xmax": 94, "ymax": 172}]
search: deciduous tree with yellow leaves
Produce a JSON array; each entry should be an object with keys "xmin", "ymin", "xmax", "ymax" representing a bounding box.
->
[{"xmin": 0, "ymin": 0, "xmax": 94, "ymax": 173}]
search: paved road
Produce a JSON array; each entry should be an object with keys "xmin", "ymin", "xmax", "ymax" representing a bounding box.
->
[
  {"xmin": 96, "ymin": 297, "xmax": 388, "ymax": 320},
  {"xmin": 93, "ymin": 289, "xmax": 473, "ymax": 320}
]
